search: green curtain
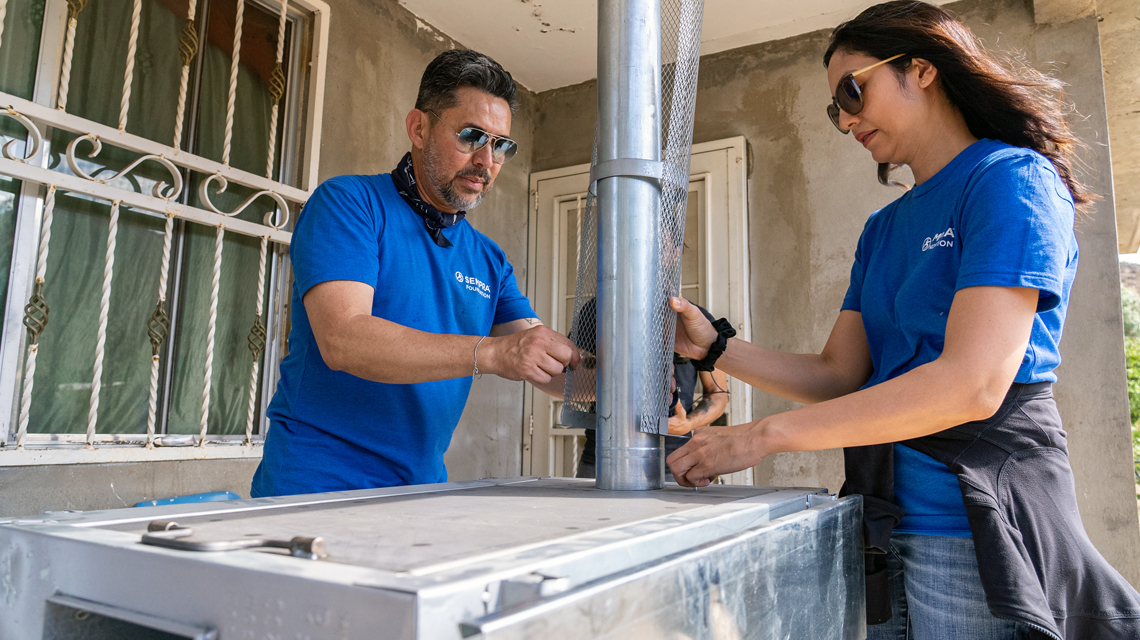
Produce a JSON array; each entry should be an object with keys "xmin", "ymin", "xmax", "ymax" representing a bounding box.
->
[
  {"xmin": 26, "ymin": 0, "xmax": 279, "ymax": 436},
  {"xmin": 31, "ymin": 0, "xmax": 183, "ymax": 435},
  {"xmin": 0, "ymin": 0, "xmax": 44, "ymax": 100},
  {"xmin": 167, "ymin": 0, "xmax": 275, "ymax": 435},
  {"xmin": 0, "ymin": 0, "xmax": 47, "ymax": 349}
]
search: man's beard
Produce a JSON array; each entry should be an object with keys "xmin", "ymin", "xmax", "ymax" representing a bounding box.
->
[{"xmin": 421, "ymin": 143, "xmax": 493, "ymax": 211}]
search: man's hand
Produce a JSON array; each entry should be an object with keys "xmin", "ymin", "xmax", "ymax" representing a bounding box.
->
[
  {"xmin": 484, "ymin": 325, "xmax": 580, "ymax": 385},
  {"xmin": 666, "ymin": 422, "xmax": 766, "ymax": 488},
  {"xmin": 671, "ymin": 297, "xmax": 717, "ymax": 360},
  {"xmin": 668, "ymin": 400, "xmax": 692, "ymax": 435}
]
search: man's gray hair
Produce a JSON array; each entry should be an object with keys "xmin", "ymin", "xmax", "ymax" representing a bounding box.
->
[{"xmin": 415, "ymin": 49, "xmax": 518, "ymax": 115}]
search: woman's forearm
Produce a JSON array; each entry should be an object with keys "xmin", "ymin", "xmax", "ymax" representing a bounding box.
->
[
  {"xmin": 667, "ymin": 356, "xmax": 1007, "ymax": 488},
  {"xmin": 755, "ymin": 289, "xmax": 1036, "ymax": 455},
  {"xmin": 716, "ymin": 340, "xmax": 868, "ymax": 405},
  {"xmin": 756, "ymin": 357, "xmax": 1003, "ymax": 456},
  {"xmin": 668, "ymin": 287, "xmax": 1037, "ymax": 488},
  {"xmin": 686, "ymin": 309, "xmax": 872, "ymax": 406}
]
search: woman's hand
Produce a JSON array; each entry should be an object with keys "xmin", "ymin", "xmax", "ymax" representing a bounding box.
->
[
  {"xmin": 666, "ymin": 421, "xmax": 768, "ymax": 487},
  {"xmin": 671, "ymin": 297, "xmax": 717, "ymax": 360}
]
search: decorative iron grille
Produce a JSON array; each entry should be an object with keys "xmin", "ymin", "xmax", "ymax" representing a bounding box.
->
[{"xmin": 0, "ymin": 0, "xmax": 329, "ymax": 458}]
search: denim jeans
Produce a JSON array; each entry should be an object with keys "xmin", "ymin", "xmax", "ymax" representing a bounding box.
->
[{"xmin": 868, "ymin": 533, "xmax": 1032, "ymax": 640}]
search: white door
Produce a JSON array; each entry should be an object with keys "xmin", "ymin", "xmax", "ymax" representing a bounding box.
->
[{"xmin": 523, "ymin": 137, "xmax": 753, "ymax": 485}]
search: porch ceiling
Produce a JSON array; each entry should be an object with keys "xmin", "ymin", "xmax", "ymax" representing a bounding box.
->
[{"xmin": 398, "ymin": 0, "xmax": 952, "ymax": 92}]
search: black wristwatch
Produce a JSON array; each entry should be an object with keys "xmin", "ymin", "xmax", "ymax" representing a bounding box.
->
[{"xmin": 690, "ymin": 305, "xmax": 736, "ymax": 372}]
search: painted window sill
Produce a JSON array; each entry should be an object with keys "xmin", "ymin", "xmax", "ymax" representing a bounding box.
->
[{"xmin": 0, "ymin": 441, "xmax": 263, "ymax": 466}]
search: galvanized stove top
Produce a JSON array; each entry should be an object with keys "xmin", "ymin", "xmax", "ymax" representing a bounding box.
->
[
  {"xmin": 0, "ymin": 477, "xmax": 863, "ymax": 640},
  {"xmin": 101, "ymin": 478, "xmax": 784, "ymax": 573}
]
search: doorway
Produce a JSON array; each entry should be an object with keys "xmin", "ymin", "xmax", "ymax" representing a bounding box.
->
[{"xmin": 522, "ymin": 137, "xmax": 753, "ymax": 485}]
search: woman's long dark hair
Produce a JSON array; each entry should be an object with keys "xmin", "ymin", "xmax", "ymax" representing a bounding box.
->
[{"xmin": 824, "ymin": 0, "xmax": 1093, "ymax": 209}]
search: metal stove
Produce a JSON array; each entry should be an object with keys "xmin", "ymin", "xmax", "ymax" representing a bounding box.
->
[{"xmin": 0, "ymin": 477, "xmax": 863, "ymax": 639}]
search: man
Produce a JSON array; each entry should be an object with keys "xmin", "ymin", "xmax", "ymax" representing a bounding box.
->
[{"xmin": 252, "ymin": 50, "xmax": 577, "ymax": 497}]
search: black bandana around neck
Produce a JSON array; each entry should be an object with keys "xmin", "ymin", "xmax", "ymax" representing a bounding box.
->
[{"xmin": 391, "ymin": 152, "xmax": 465, "ymax": 248}]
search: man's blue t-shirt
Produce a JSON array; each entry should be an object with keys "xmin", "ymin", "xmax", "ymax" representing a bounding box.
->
[
  {"xmin": 841, "ymin": 139, "xmax": 1078, "ymax": 536},
  {"xmin": 251, "ymin": 173, "xmax": 536, "ymax": 497}
]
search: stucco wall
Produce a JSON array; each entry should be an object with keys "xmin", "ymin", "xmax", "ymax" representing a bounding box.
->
[
  {"xmin": 1030, "ymin": 9, "xmax": 1140, "ymax": 587},
  {"xmin": 0, "ymin": 459, "xmax": 260, "ymax": 518},
  {"xmin": 532, "ymin": 0, "xmax": 1139, "ymax": 585},
  {"xmin": 1096, "ymin": 0, "xmax": 1140, "ymax": 252}
]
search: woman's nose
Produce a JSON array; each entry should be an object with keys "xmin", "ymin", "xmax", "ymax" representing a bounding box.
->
[{"xmin": 838, "ymin": 108, "xmax": 859, "ymax": 133}]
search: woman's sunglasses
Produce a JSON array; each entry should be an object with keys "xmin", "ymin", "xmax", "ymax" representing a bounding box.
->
[
  {"xmin": 827, "ymin": 53, "xmax": 907, "ymax": 133},
  {"xmin": 426, "ymin": 110, "xmax": 518, "ymax": 164}
]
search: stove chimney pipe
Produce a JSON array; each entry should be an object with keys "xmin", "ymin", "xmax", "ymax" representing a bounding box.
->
[{"xmin": 594, "ymin": 0, "xmax": 665, "ymax": 491}]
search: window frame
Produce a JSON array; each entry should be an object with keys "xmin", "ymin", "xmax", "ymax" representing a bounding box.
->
[{"xmin": 0, "ymin": 0, "xmax": 330, "ymax": 464}]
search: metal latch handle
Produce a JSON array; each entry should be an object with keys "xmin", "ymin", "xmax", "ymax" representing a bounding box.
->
[{"xmin": 140, "ymin": 520, "xmax": 326, "ymax": 560}]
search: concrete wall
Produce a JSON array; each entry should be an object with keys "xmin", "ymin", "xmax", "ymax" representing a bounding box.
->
[
  {"xmin": 0, "ymin": 460, "xmax": 260, "ymax": 518},
  {"xmin": 1097, "ymin": 0, "xmax": 1140, "ymax": 251},
  {"xmin": 531, "ymin": 0, "xmax": 1139, "ymax": 585}
]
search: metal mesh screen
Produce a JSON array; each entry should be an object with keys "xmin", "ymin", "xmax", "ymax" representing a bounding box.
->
[{"xmin": 562, "ymin": 0, "xmax": 705, "ymax": 434}]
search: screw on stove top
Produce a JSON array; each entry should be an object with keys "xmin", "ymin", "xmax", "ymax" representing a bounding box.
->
[
  {"xmin": 147, "ymin": 520, "xmax": 187, "ymax": 532},
  {"xmin": 145, "ymin": 520, "xmax": 194, "ymax": 539},
  {"xmin": 287, "ymin": 536, "xmax": 326, "ymax": 559}
]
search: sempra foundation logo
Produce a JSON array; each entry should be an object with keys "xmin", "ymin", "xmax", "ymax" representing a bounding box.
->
[
  {"xmin": 454, "ymin": 271, "xmax": 491, "ymax": 299},
  {"xmin": 923, "ymin": 227, "xmax": 955, "ymax": 252}
]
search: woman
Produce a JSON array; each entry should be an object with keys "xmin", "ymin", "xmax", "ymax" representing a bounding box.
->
[{"xmin": 667, "ymin": 2, "xmax": 1140, "ymax": 639}]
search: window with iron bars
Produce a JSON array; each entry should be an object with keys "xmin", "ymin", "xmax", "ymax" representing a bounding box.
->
[{"xmin": 0, "ymin": 0, "xmax": 328, "ymax": 462}]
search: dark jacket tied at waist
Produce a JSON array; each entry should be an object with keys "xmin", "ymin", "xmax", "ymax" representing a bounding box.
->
[{"xmin": 841, "ymin": 382, "xmax": 1140, "ymax": 639}]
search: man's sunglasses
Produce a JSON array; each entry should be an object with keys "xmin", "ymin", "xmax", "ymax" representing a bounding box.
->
[
  {"xmin": 827, "ymin": 53, "xmax": 907, "ymax": 133},
  {"xmin": 425, "ymin": 110, "xmax": 518, "ymax": 164}
]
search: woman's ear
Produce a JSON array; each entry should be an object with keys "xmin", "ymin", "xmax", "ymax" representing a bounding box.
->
[{"xmin": 910, "ymin": 58, "xmax": 939, "ymax": 90}]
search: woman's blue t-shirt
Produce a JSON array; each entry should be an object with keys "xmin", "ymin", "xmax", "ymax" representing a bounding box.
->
[
  {"xmin": 841, "ymin": 139, "xmax": 1078, "ymax": 536},
  {"xmin": 252, "ymin": 173, "xmax": 536, "ymax": 497}
]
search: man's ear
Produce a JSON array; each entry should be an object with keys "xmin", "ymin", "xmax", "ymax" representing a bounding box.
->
[{"xmin": 406, "ymin": 109, "xmax": 429, "ymax": 150}]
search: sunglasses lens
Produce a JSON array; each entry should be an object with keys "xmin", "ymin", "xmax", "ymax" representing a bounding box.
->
[
  {"xmin": 493, "ymin": 139, "xmax": 518, "ymax": 164},
  {"xmin": 837, "ymin": 77, "xmax": 863, "ymax": 115},
  {"xmin": 826, "ymin": 103, "xmax": 848, "ymax": 134},
  {"xmin": 456, "ymin": 128, "xmax": 490, "ymax": 153},
  {"xmin": 456, "ymin": 128, "xmax": 517, "ymax": 164}
]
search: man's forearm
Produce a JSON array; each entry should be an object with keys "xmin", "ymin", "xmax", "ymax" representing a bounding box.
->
[
  {"xmin": 321, "ymin": 313, "xmax": 484, "ymax": 384},
  {"xmin": 686, "ymin": 393, "xmax": 727, "ymax": 429}
]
